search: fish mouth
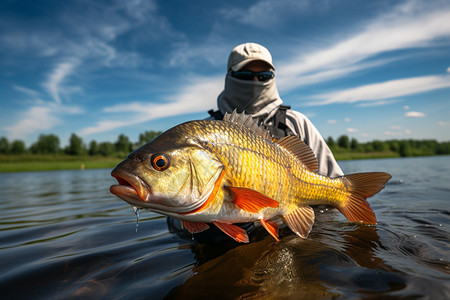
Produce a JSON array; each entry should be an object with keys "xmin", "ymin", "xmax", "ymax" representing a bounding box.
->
[
  {"xmin": 110, "ymin": 168, "xmax": 150, "ymax": 208},
  {"xmin": 110, "ymin": 168, "xmax": 204, "ymax": 214}
]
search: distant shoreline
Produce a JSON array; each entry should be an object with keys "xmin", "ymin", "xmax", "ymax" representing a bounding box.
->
[
  {"xmin": 1, "ymin": 153, "xmax": 447, "ymax": 173},
  {"xmin": 0, "ymin": 155, "xmax": 122, "ymax": 173}
]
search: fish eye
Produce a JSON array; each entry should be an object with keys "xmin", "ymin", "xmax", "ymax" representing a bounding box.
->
[{"xmin": 151, "ymin": 154, "xmax": 169, "ymax": 171}]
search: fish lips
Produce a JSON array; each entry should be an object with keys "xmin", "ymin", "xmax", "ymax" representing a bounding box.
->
[{"xmin": 110, "ymin": 168, "xmax": 150, "ymax": 205}]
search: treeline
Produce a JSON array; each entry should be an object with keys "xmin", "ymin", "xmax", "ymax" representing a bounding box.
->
[
  {"xmin": 1, "ymin": 133, "xmax": 449, "ymax": 158},
  {"xmin": 0, "ymin": 131, "xmax": 162, "ymax": 157},
  {"xmin": 326, "ymin": 135, "xmax": 450, "ymax": 157}
]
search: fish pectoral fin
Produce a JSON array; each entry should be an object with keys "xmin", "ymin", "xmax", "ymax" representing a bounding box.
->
[
  {"xmin": 259, "ymin": 218, "xmax": 280, "ymax": 242},
  {"xmin": 182, "ymin": 221, "xmax": 210, "ymax": 233},
  {"xmin": 282, "ymin": 206, "xmax": 315, "ymax": 238},
  {"xmin": 227, "ymin": 186, "xmax": 279, "ymax": 213},
  {"xmin": 212, "ymin": 221, "xmax": 249, "ymax": 243}
]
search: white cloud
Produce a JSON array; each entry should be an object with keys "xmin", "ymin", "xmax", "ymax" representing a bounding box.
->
[
  {"xmin": 405, "ymin": 111, "xmax": 426, "ymax": 118},
  {"xmin": 43, "ymin": 61, "xmax": 79, "ymax": 104},
  {"xmin": 357, "ymin": 99, "xmax": 401, "ymax": 107},
  {"xmin": 344, "ymin": 118, "xmax": 351, "ymax": 122},
  {"xmin": 438, "ymin": 121, "xmax": 450, "ymax": 126},
  {"xmin": 447, "ymin": 66, "xmax": 450, "ymax": 73},
  {"xmin": 276, "ymin": 2, "xmax": 450, "ymax": 91},
  {"xmin": 79, "ymin": 76, "xmax": 223, "ymax": 136},
  {"xmin": 5, "ymin": 103, "xmax": 82, "ymax": 140},
  {"xmin": 404, "ymin": 105, "xmax": 410, "ymax": 110},
  {"xmin": 327, "ymin": 119, "xmax": 337, "ymax": 124},
  {"xmin": 309, "ymin": 75, "xmax": 450, "ymax": 105},
  {"xmin": 347, "ymin": 128, "xmax": 358, "ymax": 133}
]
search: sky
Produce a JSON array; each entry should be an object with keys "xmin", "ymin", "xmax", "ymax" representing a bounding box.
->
[{"xmin": 1, "ymin": 0, "xmax": 450, "ymax": 147}]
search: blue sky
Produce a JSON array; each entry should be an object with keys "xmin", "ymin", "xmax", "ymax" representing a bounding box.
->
[{"xmin": 1, "ymin": 0, "xmax": 450, "ymax": 147}]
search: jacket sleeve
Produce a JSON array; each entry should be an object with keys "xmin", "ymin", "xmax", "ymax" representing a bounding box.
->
[{"xmin": 285, "ymin": 110, "xmax": 344, "ymax": 178}]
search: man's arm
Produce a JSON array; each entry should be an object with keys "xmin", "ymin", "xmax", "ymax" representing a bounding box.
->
[{"xmin": 285, "ymin": 110, "xmax": 344, "ymax": 178}]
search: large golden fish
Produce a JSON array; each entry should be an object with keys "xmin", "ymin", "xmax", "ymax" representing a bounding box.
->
[{"xmin": 110, "ymin": 111, "xmax": 391, "ymax": 243}]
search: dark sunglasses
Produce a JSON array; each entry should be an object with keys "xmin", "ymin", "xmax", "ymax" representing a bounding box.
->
[{"xmin": 230, "ymin": 70, "xmax": 274, "ymax": 82}]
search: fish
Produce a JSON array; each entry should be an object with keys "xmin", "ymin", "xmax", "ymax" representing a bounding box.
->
[{"xmin": 110, "ymin": 110, "xmax": 392, "ymax": 243}]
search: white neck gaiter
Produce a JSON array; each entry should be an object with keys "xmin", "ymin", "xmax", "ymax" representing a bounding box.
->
[{"xmin": 217, "ymin": 75, "xmax": 283, "ymax": 123}]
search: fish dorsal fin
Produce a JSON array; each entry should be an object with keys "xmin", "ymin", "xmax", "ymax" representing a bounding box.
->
[
  {"xmin": 223, "ymin": 109, "xmax": 272, "ymax": 140},
  {"xmin": 276, "ymin": 135, "xmax": 319, "ymax": 172}
]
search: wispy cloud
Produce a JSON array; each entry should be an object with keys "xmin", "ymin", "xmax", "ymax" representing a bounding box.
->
[
  {"xmin": 276, "ymin": 1, "xmax": 450, "ymax": 91},
  {"xmin": 43, "ymin": 61, "xmax": 79, "ymax": 104},
  {"xmin": 5, "ymin": 103, "xmax": 82, "ymax": 140},
  {"xmin": 309, "ymin": 75, "xmax": 450, "ymax": 106},
  {"xmin": 79, "ymin": 76, "xmax": 223, "ymax": 136}
]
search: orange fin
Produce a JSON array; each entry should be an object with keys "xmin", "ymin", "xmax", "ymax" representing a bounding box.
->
[
  {"xmin": 276, "ymin": 136, "xmax": 318, "ymax": 172},
  {"xmin": 259, "ymin": 218, "xmax": 280, "ymax": 241},
  {"xmin": 339, "ymin": 172, "xmax": 391, "ymax": 224},
  {"xmin": 212, "ymin": 221, "xmax": 249, "ymax": 243},
  {"xmin": 282, "ymin": 206, "xmax": 315, "ymax": 238},
  {"xmin": 182, "ymin": 221, "xmax": 210, "ymax": 233},
  {"xmin": 227, "ymin": 186, "xmax": 279, "ymax": 213}
]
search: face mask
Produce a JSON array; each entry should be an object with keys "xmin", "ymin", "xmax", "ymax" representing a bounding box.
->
[{"xmin": 217, "ymin": 75, "xmax": 283, "ymax": 120}]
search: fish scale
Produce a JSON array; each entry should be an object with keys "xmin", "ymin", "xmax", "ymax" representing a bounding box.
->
[{"xmin": 110, "ymin": 110, "xmax": 391, "ymax": 243}]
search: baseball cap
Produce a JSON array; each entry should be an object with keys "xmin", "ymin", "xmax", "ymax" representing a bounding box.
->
[{"xmin": 227, "ymin": 43, "xmax": 275, "ymax": 72}]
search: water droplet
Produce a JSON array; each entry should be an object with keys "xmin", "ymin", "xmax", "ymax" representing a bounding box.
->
[{"xmin": 132, "ymin": 206, "xmax": 140, "ymax": 233}]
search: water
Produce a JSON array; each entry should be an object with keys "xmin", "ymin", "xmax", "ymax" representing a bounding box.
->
[{"xmin": 0, "ymin": 156, "xmax": 449, "ymax": 299}]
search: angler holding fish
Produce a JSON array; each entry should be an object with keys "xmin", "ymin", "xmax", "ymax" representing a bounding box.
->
[{"xmin": 110, "ymin": 43, "xmax": 391, "ymax": 243}]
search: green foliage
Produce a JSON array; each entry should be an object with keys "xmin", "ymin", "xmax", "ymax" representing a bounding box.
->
[
  {"xmin": 65, "ymin": 133, "xmax": 86, "ymax": 155},
  {"xmin": 30, "ymin": 134, "xmax": 60, "ymax": 154},
  {"xmin": 325, "ymin": 136, "xmax": 450, "ymax": 158},
  {"xmin": 0, "ymin": 137, "xmax": 10, "ymax": 154},
  {"xmin": 11, "ymin": 140, "xmax": 26, "ymax": 154},
  {"xmin": 88, "ymin": 140, "xmax": 99, "ymax": 156},
  {"xmin": 99, "ymin": 142, "xmax": 115, "ymax": 157},
  {"xmin": 337, "ymin": 135, "xmax": 350, "ymax": 150},
  {"xmin": 115, "ymin": 134, "xmax": 132, "ymax": 157},
  {"xmin": 137, "ymin": 130, "xmax": 162, "ymax": 148}
]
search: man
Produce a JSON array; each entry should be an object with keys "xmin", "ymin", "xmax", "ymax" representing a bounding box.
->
[
  {"xmin": 168, "ymin": 42, "xmax": 343, "ymax": 243},
  {"xmin": 211, "ymin": 42, "xmax": 343, "ymax": 178}
]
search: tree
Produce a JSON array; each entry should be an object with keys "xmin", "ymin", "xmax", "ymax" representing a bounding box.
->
[
  {"xmin": 337, "ymin": 135, "xmax": 350, "ymax": 150},
  {"xmin": 88, "ymin": 140, "xmax": 99, "ymax": 155},
  {"xmin": 138, "ymin": 130, "xmax": 162, "ymax": 147},
  {"xmin": 399, "ymin": 141, "xmax": 412, "ymax": 157},
  {"xmin": 11, "ymin": 140, "xmax": 26, "ymax": 154},
  {"xmin": 31, "ymin": 134, "xmax": 60, "ymax": 154},
  {"xmin": 99, "ymin": 142, "xmax": 114, "ymax": 157},
  {"xmin": 372, "ymin": 140, "xmax": 388, "ymax": 152},
  {"xmin": 66, "ymin": 133, "xmax": 85, "ymax": 155},
  {"xmin": 0, "ymin": 137, "xmax": 10, "ymax": 154},
  {"xmin": 350, "ymin": 138, "xmax": 360, "ymax": 151},
  {"xmin": 115, "ymin": 134, "xmax": 131, "ymax": 156},
  {"xmin": 326, "ymin": 136, "xmax": 336, "ymax": 149}
]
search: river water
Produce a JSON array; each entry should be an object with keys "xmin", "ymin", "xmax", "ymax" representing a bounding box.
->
[{"xmin": 0, "ymin": 156, "xmax": 449, "ymax": 299}]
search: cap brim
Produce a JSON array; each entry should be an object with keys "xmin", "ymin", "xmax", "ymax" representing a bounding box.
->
[{"xmin": 231, "ymin": 58, "xmax": 275, "ymax": 72}]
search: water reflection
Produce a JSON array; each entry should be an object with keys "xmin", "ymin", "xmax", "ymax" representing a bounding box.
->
[{"xmin": 165, "ymin": 219, "xmax": 406, "ymax": 299}]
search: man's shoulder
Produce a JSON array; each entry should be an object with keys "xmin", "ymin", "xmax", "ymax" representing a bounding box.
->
[{"xmin": 285, "ymin": 108, "xmax": 310, "ymax": 122}]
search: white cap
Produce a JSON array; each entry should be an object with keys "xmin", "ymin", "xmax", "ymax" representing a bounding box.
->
[{"xmin": 227, "ymin": 42, "xmax": 275, "ymax": 71}]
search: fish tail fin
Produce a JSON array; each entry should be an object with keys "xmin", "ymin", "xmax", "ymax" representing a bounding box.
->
[{"xmin": 338, "ymin": 172, "xmax": 391, "ymax": 224}]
